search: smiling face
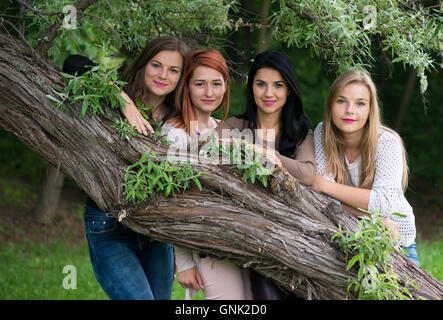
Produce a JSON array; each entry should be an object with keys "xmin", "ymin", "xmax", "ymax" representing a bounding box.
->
[
  {"xmin": 189, "ymin": 65, "xmax": 226, "ymax": 116},
  {"xmin": 331, "ymin": 82, "xmax": 371, "ymax": 139},
  {"xmin": 252, "ymin": 67, "xmax": 288, "ymax": 117},
  {"xmin": 144, "ymin": 50, "xmax": 183, "ymax": 98}
]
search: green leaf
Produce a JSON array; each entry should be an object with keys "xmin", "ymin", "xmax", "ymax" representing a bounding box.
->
[
  {"xmin": 193, "ymin": 177, "xmax": 202, "ymax": 191},
  {"xmin": 81, "ymin": 97, "xmax": 89, "ymax": 116},
  {"xmin": 346, "ymin": 253, "xmax": 361, "ymax": 271},
  {"xmin": 46, "ymin": 94, "xmax": 61, "ymax": 104},
  {"xmin": 259, "ymin": 175, "xmax": 267, "ymax": 188},
  {"xmin": 165, "ymin": 184, "xmax": 172, "ymax": 197},
  {"xmin": 391, "ymin": 212, "xmax": 407, "ymax": 218},
  {"xmin": 250, "ymin": 166, "xmax": 257, "ymax": 184}
]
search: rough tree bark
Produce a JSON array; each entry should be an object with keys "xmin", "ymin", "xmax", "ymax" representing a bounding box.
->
[
  {"xmin": 0, "ymin": 33, "xmax": 441, "ymax": 300},
  {"xmin": 32, "ymin": 164, "xmax": 65, "ymax": 223}
]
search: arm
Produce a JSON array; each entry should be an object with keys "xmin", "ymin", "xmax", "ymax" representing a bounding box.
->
[
  {"xmin": 276, "ymin": 131, "xmax": 316, "ymax": 186},
  {"xmin": 174, "ymin": 246, "xmax": 203, "ymax": 291},
  {"xmin": 312, "ymin": 176, "xmax": 371, "ymax": 210},
  {"xmin": 120, "ymin": 90, "xmax": 154, "ymax": 135},
  {"xmin": 216, "ymin": 118, "xmax": 315, "ymax": 183},
  {"xmin": 312, "ymin": 131, "xmax": 405, "ymax": 215}
]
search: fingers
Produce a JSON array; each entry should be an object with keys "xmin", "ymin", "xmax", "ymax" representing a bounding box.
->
[
  {"xmin": 142, "ymin": 118, "xmax": 155, "ymax": 134},
  {"xmin": 383, "ymin": 217, "xmax": 400, "ymax": 243},
  {"xmin": 119, "ymin": 94, "xmax": 154, "ymax": 136},
  {"xmin": 136, "ymin": 117, "xmax": 148, "ymax": 136},
  {"xmin": 177, "ymin": 267, "xmax": 203, "ymax": 291},
  {"xmin": 192, "ymin": 279, "xmax": 201, "ymax": 291},
  {"xmin": 196, "ymin": 271, "xmax": 204, "ymax": 291},
  {"xmin": 274, "ymin": 155, "xmax": 283, "ymax": 168},
  {"xmin": 125, "ymin": 108, "xmax": 154, "ymax": 136},
  {"xmin": 263, "ymin": 148, "xmax": 281, "ymax": 168}
]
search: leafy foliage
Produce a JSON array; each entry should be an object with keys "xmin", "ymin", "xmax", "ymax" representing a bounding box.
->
[
  {"xmin": 121, "ymin": 132, "xmax": 276, "ymax": 205},
  {"xmin": 122, "ymin": 149, "xmax": 208, "ymax": 204},
  {"xmin": 198, "ymin": 133, "xmax": 274, "ymax": 188},
  {"xmin": 272, "ymin": 0, "xmax": 442, "ymax": 94},
  {"xmin": 22, "ymin": 0, "xmax": 237, "ymax": 63},
  {"xmin": 111, "ymin": 119, "xmax": 140, "ymax": 141},
  {"xmin": 221, "ymin": 138, "xmax": 273, "ymax": 187},
  {"xmin": 332, "ymin": 208, "xmax": 419, "ymax": 299},
  {"xmin": 47, "ymin": 64, "xmax": 127, "ymax": 116}
]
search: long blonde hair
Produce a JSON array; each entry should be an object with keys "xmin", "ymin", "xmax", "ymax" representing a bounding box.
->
[{"xmin": 322, "ymin": 69, "xmax": 409, "ymax": 191}]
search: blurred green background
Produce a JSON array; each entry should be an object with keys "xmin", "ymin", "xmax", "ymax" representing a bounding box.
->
[{"xmin": 0, "ymin": 0, "xmax": 441, "ymax": 299}]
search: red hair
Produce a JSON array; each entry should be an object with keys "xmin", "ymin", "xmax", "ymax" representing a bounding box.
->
[{"xmin": 168, "ymin": 49, "xmax": 230, "ymax": 135}]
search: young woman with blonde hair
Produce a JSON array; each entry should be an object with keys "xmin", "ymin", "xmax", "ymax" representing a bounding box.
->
[{"xmin": 311, "ymin": 69, "xmax": 419, "ymax": 265}]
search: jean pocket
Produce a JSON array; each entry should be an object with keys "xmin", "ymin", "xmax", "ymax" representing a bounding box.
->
[{"xmin": 85, "ymin": 215, "xmax": 118, "ymax": 234}]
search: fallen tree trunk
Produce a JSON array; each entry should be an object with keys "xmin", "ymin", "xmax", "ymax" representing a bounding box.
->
[{"xmin": 0, "ymin": 33, "xmax": 441, "ymax": 300}]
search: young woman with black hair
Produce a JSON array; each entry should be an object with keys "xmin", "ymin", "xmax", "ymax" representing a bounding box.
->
[
  {"xmin": 216, "ymin": 50, "xmax": 316, "ymax": 299},
  {"xmin": 217, "ymin": 50, "xmax": 315, "ymax": 187}
]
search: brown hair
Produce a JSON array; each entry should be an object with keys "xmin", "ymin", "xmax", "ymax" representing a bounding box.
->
[{"xmin": 122, "ymin": 36, "xmax": 189, "ymax": 122}]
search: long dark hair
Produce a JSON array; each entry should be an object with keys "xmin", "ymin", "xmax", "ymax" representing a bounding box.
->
[
  {"xmin": 241, "ymin": 50, "xmax": 310, "ymax": 157},
  {"xmin": 122, "ymin": 36, "xmax": 189, "ymax": 122}
]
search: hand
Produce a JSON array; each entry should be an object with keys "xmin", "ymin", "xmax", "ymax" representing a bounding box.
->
[
  {"xmin": 219, "ymin": 138, "xmax": 282, "ymax": 168},
  {"xmin": 311, "ymin": 174, "xmax": 325, "ymax": 193},
  {"xmin": 238, "ymin": 139, "xmax": 283, "ymax": 168},
  {"xmin": 176, "ymin": 266, "xmax": 204, "ymax": 291},
  {"xmin": 120, "ymin": 91, "xmax": 154, "ymax": 135},
  {"xmin": 382, "ymin": 217, "xmax": 400, "ymax": 245},
  {"xmin": 260, "ymin": 147, "xmax": 282, "ymax": 168}
]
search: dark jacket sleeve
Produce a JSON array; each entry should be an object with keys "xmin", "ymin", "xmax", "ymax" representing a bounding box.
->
[{"xmin": 276, "ymin": 130, "xmax": 316, "ymax": 186}]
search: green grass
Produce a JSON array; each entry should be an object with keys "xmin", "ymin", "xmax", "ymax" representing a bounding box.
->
[
  {"xmin": 0, "ymin": 240, "xmax": 107, "ymax": 299},
  {"xmin": 416, "ymin": 239, "xmax": 443, "ymax": 282},
  {"xmin": 0, "ymin": 239, "xmax": 204, "ymax": 300},
  {"xmin": 0, "ymin": 237, "xmax": 441, "ymax": 299}
]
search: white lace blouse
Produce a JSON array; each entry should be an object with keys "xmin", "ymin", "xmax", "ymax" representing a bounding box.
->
[{"xmin": 314, "ymin": 122, "xmax": 416, "ymax": 247}]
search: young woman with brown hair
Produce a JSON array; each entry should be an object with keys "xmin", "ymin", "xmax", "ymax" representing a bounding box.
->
[{"xmin": 65, "ymin": 36, "xmax": 190, "ymax": 299}]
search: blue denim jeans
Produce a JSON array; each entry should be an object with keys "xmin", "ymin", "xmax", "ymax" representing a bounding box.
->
[
  {"xmin": 405, "ymin": 242, "xmax": 420, "ymax": 266},
  {"xmin": 84, "ymin": 205, "xmax": 174, "ymax": 300}
]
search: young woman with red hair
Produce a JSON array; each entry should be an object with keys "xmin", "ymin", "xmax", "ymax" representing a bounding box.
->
[{"xmin": 161, "ymin": 49, "xmax": 253, "ymax": 300}]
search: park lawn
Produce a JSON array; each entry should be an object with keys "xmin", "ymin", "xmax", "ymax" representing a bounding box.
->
[
  {"xmin": 0, "ymin": 239, "xmax": 204, "ymax": 300},
  {"xmin": 416, "ymin": 238, "xmax": 443, "ymax": 283},
  {"xmin": 0, "ymin": 237, "xmax": 441, "ymax": 300}
]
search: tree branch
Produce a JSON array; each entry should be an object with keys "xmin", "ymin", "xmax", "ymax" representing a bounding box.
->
[
  {"xmin": 0, "ymin": 32, "xmax": 442, "ymax": 300},
  {"xmin": 16, "ymin": 0, "xmax": 58, "ymax": 24},
  {"xmin": 36, "ymin": 0, "xmax": 99, "ymax": 58}
]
